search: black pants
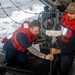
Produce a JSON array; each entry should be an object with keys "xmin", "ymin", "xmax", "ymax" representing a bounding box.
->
[{"xmin": 52, "ymin": 54, "xmax": 74, "ymax": 75}]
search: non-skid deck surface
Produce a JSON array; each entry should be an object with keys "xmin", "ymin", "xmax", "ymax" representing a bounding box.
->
[
  {"xmin": 0, "ymin": 51, "xmax": 50, "ymax": 75},
  {"xmin": 1, "ymin": 58, "xmax": 50, "ymax": 75}
]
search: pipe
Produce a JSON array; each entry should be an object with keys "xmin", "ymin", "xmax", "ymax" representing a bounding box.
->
[{"xmin": 39, "ymin": 0, "xmax": 55, "ymax": 8}]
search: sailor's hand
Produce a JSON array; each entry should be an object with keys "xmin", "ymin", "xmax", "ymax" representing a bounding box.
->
[
  {"xmin": 50, "ymin": 48, "xmax": 57, "ymax": 54},
  {"xmin": 50, "ymin": 48, "xmax": 61, "ymax": 54},
  {"xmin": 45, "ymin": 54, "xmax": 54, "ymax": 61}
]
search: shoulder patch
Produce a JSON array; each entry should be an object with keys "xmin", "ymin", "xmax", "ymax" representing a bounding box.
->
[{"xmin": 23, "ymin": 23, "xmax": 29, "ymax": 28}]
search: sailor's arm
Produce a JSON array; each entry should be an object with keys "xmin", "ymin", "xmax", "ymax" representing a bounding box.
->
[{"xmin": 27, "ymin": 46, "xmax": 54, "ymax": 61}]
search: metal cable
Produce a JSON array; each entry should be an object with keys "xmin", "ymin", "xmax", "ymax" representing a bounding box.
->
[
  {"xmin": 0, "ymin": 3, "xmax": 22, "ymax": 24},
  {"xmin": 10, "ymin": 0, "xmax": 38, "ymax": 15}
]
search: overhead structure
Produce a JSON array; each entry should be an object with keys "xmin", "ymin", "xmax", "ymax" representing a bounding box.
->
[{"xmin": 39, "ymin": 0, "xmax": 74, "ymax": 9}]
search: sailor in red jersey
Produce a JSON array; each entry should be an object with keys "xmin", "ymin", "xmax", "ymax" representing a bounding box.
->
[
  {"xmin": 3, "ymin": 20, "xmax": 54, "ymax": 63},
  {"xmin": 50, "ymin": 3, "xmax": 75, "ymax": 75}
]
